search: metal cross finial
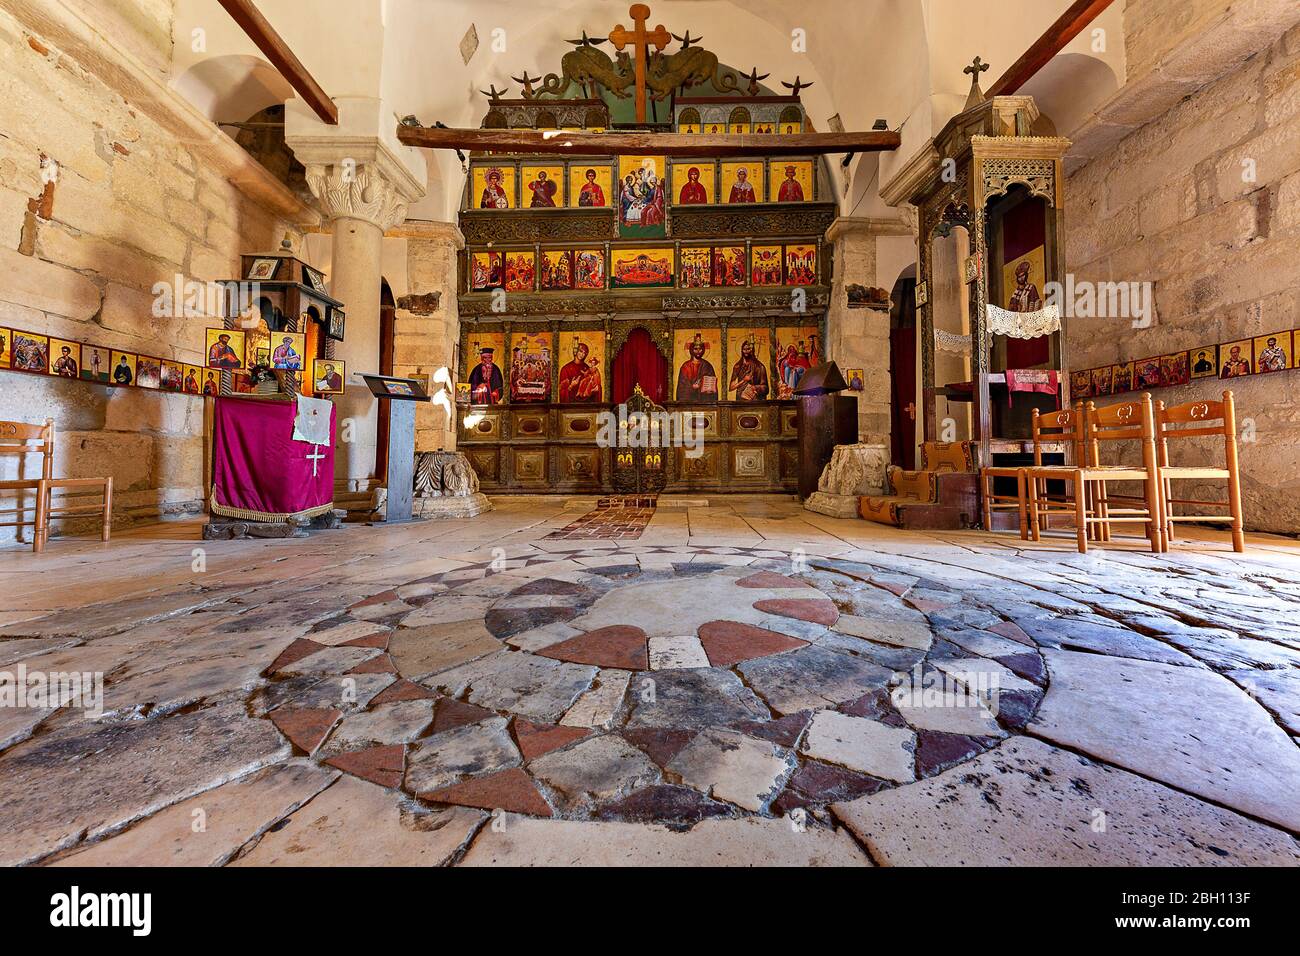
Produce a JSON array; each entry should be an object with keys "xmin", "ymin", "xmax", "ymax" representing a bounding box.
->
[
  {"xmin": 512, "ymin": 71, "xmax": 543, "ymax": 98},
  {"xmin": 479, "ymin": 83, "xmax": 508, "ymax": 101},
  {"xmin": 963, "ymin": 56, "xmax": 990, "ymax": 108},
  {"xmin": 781, "ymin": 75, "xmax": 814, "ymax": 97},
  {"xmin": 671, "ymin": 30, "xmax": 703, "ymax": 49}
]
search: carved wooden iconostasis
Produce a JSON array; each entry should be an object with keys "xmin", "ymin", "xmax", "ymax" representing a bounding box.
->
[{"xmin": 456, "ymin": 22, "xmax": 831, "ymax": 495}]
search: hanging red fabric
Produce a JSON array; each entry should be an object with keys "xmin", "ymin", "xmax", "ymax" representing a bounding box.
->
[{"xmin": 612, "ymin": 327, "xmax": 669, "ymax": 404}]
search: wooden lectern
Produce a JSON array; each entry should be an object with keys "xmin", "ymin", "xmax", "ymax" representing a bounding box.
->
[
  {"xmin": 360, "ymin": 374, "xmax": 431, "ymax": 523},
  {"xmin": 794, "ymin": 362, "xmax": 858, "ymax": 499}
]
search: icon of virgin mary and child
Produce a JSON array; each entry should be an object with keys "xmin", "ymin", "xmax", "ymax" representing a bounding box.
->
[{"xmin": 619, "ymin": 159, "xmax": 665, "ymax": 229}]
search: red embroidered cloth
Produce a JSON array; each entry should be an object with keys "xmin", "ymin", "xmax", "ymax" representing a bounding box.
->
[
  {"xmin": 1004, "ymin": 369, "xmax": 1060, "ymax": 407},
  {"xmin": 211, "ymin": 395, "xmax": 335, "ymax": 521}
]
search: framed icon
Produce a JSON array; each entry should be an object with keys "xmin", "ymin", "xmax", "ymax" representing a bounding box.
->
[{"xmin": 312, "ymin": 358, "xmax": 346, "ymax": 394}]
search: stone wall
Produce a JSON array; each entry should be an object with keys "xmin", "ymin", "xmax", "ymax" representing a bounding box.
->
[
  {"xmin": 824, "ymin": 218, "xmax": 913, "ymax": 447},
  {"xmin": 0, "ymin": 3, "xmax": 301, "ymax": 544},
  {"xmin": 1064, "ymin": 22, "xmax": 1300, "ymax": 534},
  {"xmin": 396, "ymin": 222, "xmax": 461, "ymax": 452}
]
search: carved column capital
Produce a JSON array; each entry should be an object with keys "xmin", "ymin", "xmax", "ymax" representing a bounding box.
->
[
  {"xmin": 304, "ymin": 162, "xmax": 409, "ymax": 231},
  {"xmin": 287, "ymin": 133, "xmax": 426, "ymax": 231}
]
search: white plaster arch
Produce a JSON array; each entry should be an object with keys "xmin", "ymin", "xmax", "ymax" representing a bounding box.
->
[{"xmin": 171, "ymin": 53, "xmax": 296, "ymax": 124}]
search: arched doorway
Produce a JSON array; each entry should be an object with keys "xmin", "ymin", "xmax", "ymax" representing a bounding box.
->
[
  {"xmin": 611, "ymin": 327, "xmax": 669, "ymax": 405},
  {"xmin": 889, "ymin": 266, "xmax": 918, "ymax": 470},
  {"xmin": 375, "ymin": 279, "xmax": 396, "ymax": 482}
]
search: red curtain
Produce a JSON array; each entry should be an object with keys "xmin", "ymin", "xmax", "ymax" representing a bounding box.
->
[
  {"xmin": 612, "ymin": 327, "xmax": 669, "ymax": 404},
  {"xmin": 1002, "ymin": 196, "xmax": 1051, "ymax": 368}
]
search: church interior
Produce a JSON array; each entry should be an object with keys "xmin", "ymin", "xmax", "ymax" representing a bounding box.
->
[{"xmin": 1, "ymin": 0, "xmax": 1299, "ymax": 876}]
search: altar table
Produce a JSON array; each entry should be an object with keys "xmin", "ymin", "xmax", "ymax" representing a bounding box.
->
[{"xmin": 210, "ymin": 395, "xmax": 335, "ymax": 521}]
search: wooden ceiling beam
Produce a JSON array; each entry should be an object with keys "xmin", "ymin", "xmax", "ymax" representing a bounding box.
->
[
  {"xmin": 985, "ymin": 0, "xmax": 1117, "ymax": 98},
  {"xmin": 396, "ymin": 126, "xmax": 900, "ymax": 157},
  {"xmin": 216, "ymin": 0, "xmax": 338, "ymax": 125}
]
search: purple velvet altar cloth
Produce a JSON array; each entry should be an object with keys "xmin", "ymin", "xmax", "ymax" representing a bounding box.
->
[{"xmin": 211, "ymin": 395, "xmax": 335, "ymax": 521}]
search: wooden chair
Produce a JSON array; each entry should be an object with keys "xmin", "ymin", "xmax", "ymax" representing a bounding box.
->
[
  {"xmin": 1027, "ymin": 394, "xmax": 1164, "ymax": 553},
  {"xmin": 980, "ymin": 407, "xmax": 1085, "ymax": 539},
  {"xmin": 1155, "ymin": 391, "xmax": 1244, "ymax": 552},
  {"xmin": 0, "ymin": 419, "xmax": 52, "ymax": 552},
  {"xmin": 0, "ymin": 418, "xmax": 112, "ymax": 552}
]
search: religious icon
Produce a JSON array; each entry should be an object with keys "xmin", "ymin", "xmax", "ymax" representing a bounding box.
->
[
  {"xmin": 846, "ymin": 368, "xmax": 865, "ymax": 392},
  {"xmin": 611, "ymin": 248, "xmax": 673, "ymax": 288},
  {"xmin": 474, "ymin": 165, "xmax": 514, "ymax": 209},
  {"xmin": 80, "ymin": 345, "xmax": 109, "ymax": 382},
  {"xmin": 557, "ymin": 331, "xmax": 604, "ymax": 403},
  {"xmin": 504, "ymin": 251, "xmax": 535, "ymax": 292},
  {"xmin": 726, "ymin": 329, "xmax": 770, "ymax": 401},
  {"xmin": 182, "ymin": 364, "xmax": 202, "ymax": 395},
  {"xmin": 455, "ymin": 382, "xmax": 472, "ymax": 405},
  {"xmin": 1253, "ymin": 331, "xmax": 1292, "ymax": 373},
  {"xmin": 1160, "ymin": 351, "xmax": 1190, "ymax": 387},
  {"xmin": 1218, "ymin": 341, "xmax": 1252, "ymax": 379},
  {"xmin": 110, "ymin": 351, "xmax": 136, "ymax": 386},
  {"xmin": 573, "ymin": 248, "xmax": 605, "ymax": 289},
  {"xmin": 785, "ymin": 244, "xmax": 818, "ymax": 286},
  {"xmin": 1134, "ymin": 356, "xmax": 1163, "ymax": 389},
  {"xmin": 312, "ymin": 358, "xmax": 346, "ymax": 394},
  {"xmin": 327, "ymin": 308, "xmax": 345, "ymax": 342},
  {"xmin": 774, "ymin": 327, "xmax": 820, "ymax": 398},
  {"xmin": 268, "ymin": 332, "xmax": 306, "ymax": 371},
  {"xmin": 672, "ymin": 163, "xmax": 713, "ymax": 205},
  {"xmin": 673, "ymin": 330, "xmax": 720, "ymax": 402},
  {"xmin": 471, "ymin": 251, "xmax": 504, "ymax": 291},
  {"xmin": 466, "ymin": 334, "xmax": 505, "ymax": 405},
  {"xmin": 302, "ymin": 265, "xmax": 328, "ymax": 294},
  {"xmin": 246, "ymin": 258, "xmax": 279, "ymax": 281},
  {"xmin": 617, "ymin": 156, "xmax": 667, "ymax": 239},
  {"xmin": 1190, "ymin": 345, "xmax": 1219, "ymax": 379},
  {"xmin": 1069, "ymin": 369, "xmax": 1093, "ymax": 401},
  {"xmin": 201, "ymin": 368, "xmax": 219, "ymax": 396},
  {"xmin": 751, "ymin": 245, "xmax": 783, "ymax": 286},
  {"xmin": 679, "ymin": 247, "xmax": 711, "ymax": 288},
  {"xmin": 160, "ymin": 360, "xmax": 183, "ymax": 391},
  {"xmin": 509, "ymin": 331, "xmax": 552, "ymax": 403},
  {"xmin": 136, "ymin": 356, "xmax": 162, "ymax": 389},
  {"xmin": 0, "ymin": 327, "xmax": 9, "ymax": 369},
  {"xmin": 721, "ymin": 162, "xmax": 761, "ymax": 203},
  {"xmin": 712, "ymin": 246, "xmax": 745, "ymax": 287},
  {"xmin": 569, "ymin": 165, "xmax": 611, "ymax": 208},
  {"xmin": 540, "ymin": 250, "xmax": 574, "ymax": 290},
  {"xmin": 1091, "ymin": 365, "xmax": 1113, "ymax": 397},
  {"xmin": 522, "ymin": 165, "xmax": 562, "ymax": 208},
  {"xmin": 771, "ymin": 161, "xmax": 812, "ymax": 202},
  {"xmin": 1003, "ymin": 247, "xmax": 1045, "ymax": 312},
  {"xmin": 1110, "ymin": 361, "xmax": 1134, "ymax": 394},
  {"xmin": 205, "ymin": 328, "xmax": 245, "ymax": 370},
  {"xmin": 48, "ymin": 338, "xmax": 79, "ymax": 378}
]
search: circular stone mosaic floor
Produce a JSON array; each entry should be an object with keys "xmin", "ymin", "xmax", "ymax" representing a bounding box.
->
[{"xmin": 257, "ymin": 545, "xmax": 1047, "ymax": 825}]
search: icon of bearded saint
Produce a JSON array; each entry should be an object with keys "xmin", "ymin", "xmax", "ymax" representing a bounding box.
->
[{"xmin": 729, "ymin": 338, "xmax": 769, "ymax": 401}]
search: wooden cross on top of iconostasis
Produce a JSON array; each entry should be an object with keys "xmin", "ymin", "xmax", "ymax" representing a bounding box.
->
[{"xmin": 609, "ymin": 3, "xmax": 671, "ymax": 123}]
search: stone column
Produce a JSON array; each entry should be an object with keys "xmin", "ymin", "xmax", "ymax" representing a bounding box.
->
[
  {"xmin": 295, "ymin": 153, "xmax": 422, "ymax": 485},
  {"xmin": 393, "ymin": 220, "xmax": 464, "ymax": 451},
  {"xmin": 824, "ymin": 216, "xmax": 911, "ymax": 448}
]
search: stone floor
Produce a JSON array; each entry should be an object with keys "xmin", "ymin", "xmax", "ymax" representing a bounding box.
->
[{"xmin": 2, "ymin": 495, "xmax": 1299, "ymax": 867}]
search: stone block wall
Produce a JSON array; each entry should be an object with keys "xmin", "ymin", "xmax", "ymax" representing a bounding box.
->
[
  {"xmin": 1064, "ymin": 23, "xmax": 1300, "ymax": 534},
  {"xmin": 396, "ymin": 223, "xmax": 461, "ymax": 452},
  {"xmin": 0, "ymin": 5, "xmax": 300, "ymax": 544}
]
